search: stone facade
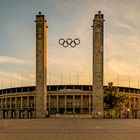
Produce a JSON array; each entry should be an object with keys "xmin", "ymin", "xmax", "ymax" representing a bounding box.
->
[
  {"xmin": 36, "ymin": 12, "xmax": 47, "ymax": 118},
  {"xmin": 92, "ymin": 11, "xmax": 104, "ymax": 118},
  {"xmin": 0, "ymin": 85, "xmax": 140, "ymax": 119}
]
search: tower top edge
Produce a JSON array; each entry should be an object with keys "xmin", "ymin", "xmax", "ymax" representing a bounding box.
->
[
  {"xmin": 95, "ymin": 11, "xmax": 104, "ymax": 16},
  {"xmin": 36, "ymin": 11, "xmax": 46, "ymax": 17},
  {"xmin": 93, "ymin": 11, "xmax": 104, "ymax": 21}
]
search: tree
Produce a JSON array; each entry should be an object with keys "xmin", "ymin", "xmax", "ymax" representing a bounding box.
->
[{"xmin": 104, "ymin": 82, "xmax": 130, "ymax": 110}]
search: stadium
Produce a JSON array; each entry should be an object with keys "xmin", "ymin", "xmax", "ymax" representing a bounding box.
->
[
  {"xmin": 0, "ymin": 11, "xmax": 140, "ymax": 119},
  {"xmin": 0, "ymin": 85, "xmax": 140, "ymax": 118}
]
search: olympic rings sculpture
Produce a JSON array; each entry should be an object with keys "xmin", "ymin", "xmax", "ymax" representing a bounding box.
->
[{"xmin": 59, "ymin": 38, "xmax": 80, "ymax": 48}]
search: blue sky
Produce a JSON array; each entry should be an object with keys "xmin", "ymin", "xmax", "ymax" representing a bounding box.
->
[{"xmin": 0, "ymin": 0, "xmax": 140, "ymax": 88}]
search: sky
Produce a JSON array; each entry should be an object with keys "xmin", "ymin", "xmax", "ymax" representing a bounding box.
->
[{"xmin": 0, "ymin": 0, "xmax": 140, "ymax": 88}]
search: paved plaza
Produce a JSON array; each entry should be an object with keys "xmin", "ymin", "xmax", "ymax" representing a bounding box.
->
[{"xmin": 0, "ymin": 118, "xmax": 140, "ymax": 140}]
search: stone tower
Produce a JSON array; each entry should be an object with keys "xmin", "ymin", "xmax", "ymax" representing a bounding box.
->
[
  {"xmin": 92, "ymin": 11, "xmax": 104, "ymax": 118},
  {"xmin": 35, "ymin": 12, "xmax": 47, "ymax": 118}
]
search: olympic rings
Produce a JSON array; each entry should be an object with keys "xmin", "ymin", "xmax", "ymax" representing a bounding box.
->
[{"xmin": 59, "ymin": 38, "xmax": 80, "ymax": 48}]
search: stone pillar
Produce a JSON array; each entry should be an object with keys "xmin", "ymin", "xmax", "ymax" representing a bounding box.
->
[
  {"xmin": 73, "ymin": 95, "xmax": 75, "ymax": 113},
  {"xmin": 0, "ymin": 111, "xmax": 2, "ymax": 118},
  {"xmin": 21, "ymin": 96, "xmax": 23, "ymax": 110},
  {"xmin": 32, "ymin": 110, "xmax": 36, "ymax": 118},
  {"xmin": 10, "ymin": 97, "xmax": 12, "ymax": 109},
  {"xmin": 8, "ymin": 110, "xmax": 12, "ymax": 119},
  {"xmin": 48, "ymin": 95, "xmax": 51, "ymax": 112},
  {"xmin": 92, "ymin": 11, "xmax": 104, "ymax": 118},
  {"xmin": 15, "ymin": 97, "xmax": 17, "ymax": 109},
  {"xmin": 81, "ymin": 95, "xmax": 83, "ymax": 114},
  {"xmin": 16, "ymin": 110, "xmax": 19, "ymax": 119},
  {"xmin": 128, "ymin": 99, "xmax": 132, "ymax": 118},
  {"xmin": 23, "ymin": 110, "xmax": 27, "ymax": 119},
  {"xmin": 27, "ymin": 96, "xmax": 29, "ymax": 109},
  {"xmin": 5, "ymin": 98, "xmax": 7, "ymax": 109},
  {"xmin": 137, "ymin": 98, "xmax": 140, "ymax": 118},
  {"xmin": 89, "ymin": 95, "xmax": 91, "ymax": 113},
  {"xmin": 0, "ymin": 99, "xmax": 1, "ymax": 109},
  {"xmin": 1, "ymin": 98, "xmax": 3, "ymax": 109},
  {"xmin": 133, "ymin": 97, "xmax": 136, "ymax": 108},
  {"xmin": 133, "ymin": 97, "xmax": 137, "ymax": 118},
  {"xmin": 4, "ymin": 98, "xmax": 6, "ymax": 108},
  {"xmin": 8, "ymin": 98, "xmax": 12, "ymax": 119},
  {"xmin": 20, "ymin": 97, "xmax": 23, "ymax": 118},
  {"xmin": 34, "ymin": 96, "xmax": 36, "ymax": 109},
  {"xmin": 2, "ymin": 98, "xmax": 4, "ymax": 109},
  {"xmin": 64, "ymin": 95, "xmax": 67, "ymax": 113},
  {"xmin": 56, "ymin": 95, "xmax": 59, "ymax": 112},
  {"xmin": 36, "ymin": 12, "xmax": 47, "ymax": 119},
  {"xmin": 135, "ymin": 97, "xmax": 140, "ymax": 108}
]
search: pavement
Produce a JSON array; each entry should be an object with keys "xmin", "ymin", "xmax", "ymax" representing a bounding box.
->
[{"xmin": 0, "ymin": 118, "xmax": 140, "ymax": 140}]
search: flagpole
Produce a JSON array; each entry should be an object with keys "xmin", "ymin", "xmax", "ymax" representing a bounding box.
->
[
  {"xmin": 69, "ymin": 72, "xmax": 70, "ymax": 85},
  {"xmin": 138, "ymin": 78, "xmax": 139, "ymax": 89},
  {"xmin": 89, "ymin": 72, "xmax": 90, "ymax": 85},
  {"xmin": 2, "ymin": 79, "xmax": 3, "ymax": 89},
  {"xmin": 77, "ymin": 72, "xmax": 78, "ymax": 85},
  {"xmin": 11, "ymin": 77, "xmax": 12, "ymax": 88},
  {"xmin": 61, "ymin": 72, "xmax": 62, "ymax": 85},
  {"xmin": 21, "ymin": 73, "xmax": 23, "ymax": 87},
  {"xmin": 117, "ymin": 74, "xmax": 119, "ymax": 87},
  {"xmin": 49, "ymin": 73, "xmax": 51, "ymax": 85},
  {"xmin": 129, "ymin": 74, "xmax": 130, "ymax": 88}
]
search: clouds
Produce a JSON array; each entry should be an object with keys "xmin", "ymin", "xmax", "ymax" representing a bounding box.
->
[
  {"xmin": 0, "ymin": 55, "xmax": 35, "ymax": 88},
  {"xmin": 0, "ymin": 56, "xmax": 25, "ymax": 64},
  {"xmin": 99, "ymin": 0, "xmax": 140, "ymax": 87}
]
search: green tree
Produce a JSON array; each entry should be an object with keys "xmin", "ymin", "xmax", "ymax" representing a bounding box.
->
[{"xmin": 104, "ymin": 82, "xmax": 130, "ymax": 110}]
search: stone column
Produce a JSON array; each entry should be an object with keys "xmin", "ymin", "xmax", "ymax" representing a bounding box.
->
[
  {"xmin": 92, "ymin": 11, "xmax": 104, "ymax": 118},
  {"xmin": 0, "ymin": 111, "xmax": 2, "ymax": 119},
  {"xmin": 19, "ymin": 96, "xmax": 23, "ymax": 118},
  {"xmin": 15, "ymin": 97, "xmax": 17, "ymax": 109},
  {"xmin": 0, "ymin": 98, "xmax": 4, "ymax": 118},
  {"xmin": 8, "ymin": 110, "xmax": 12, "ymax": 119},
  {"xmin": 138, "ymin": 98, "xmax": 140, "ymax": 107},
  {"xmin": 128, "ymin": 99, "xmax": 132, "ymax": 118},
  {"xmin": 36, "ymin": 12, "xmax": 47, "ymax": 119},
  {"xmin": 1, "ymin": 98, "xmax": 2, "ymax": 109},
  {"xmin": 34, "ymin": 96, "xmax": 36, "ymax": 109},
  {"xmin": 56, "ymin": 95, "xmax": 59, "ymax": 112},
  {"xmin": 64, "ymin": 95, "xmax": 67, "ymax": 113},
  {"xmin": 133, "ymin": 97, "xmax": 136, "ymax": 108},
  {"xmin": 81, "ymin": 95, "xmax": 83, "ymax": 114},
  {"xmin": 27, "ymin": 96, "xmax": 29, "ymax": 109},
  {"xmin": 2, "ymin": 98, "xmax": 4, "ymax": 109},
  {"xmin": 25, "ymin": 96, "xmax": 30, "ymax": 118},
  {"xmin": 10, "ymin": 97, "xmax": 12, "ymax": 109},
  {"xmin": 73, "ymin": 95, "xmax": 75, "ymax": 113},
  {"xmin": 15, "ymin": 110, "xmax": 19, "ymax": 119},
  {"xmin": 5, "ymin": 98, "xmax": 7, "ymax": 109},
  {"xmin": 137, "ymin": 98, "xmax": 140, "ymax": 118},
  {"xmin": 20, "ymin": 97, "xmax": 22, "ymax": 110},
  {"xmin": 89, "ymin": 95, "xmax": 91, "ymax": 113},
  {"xmin": 0, "ymin": 99, "xmax": 3, "ymax": 118},
  {"xmin": 48, "ymin": 95, "xmax": 51, "ymax": 112}
]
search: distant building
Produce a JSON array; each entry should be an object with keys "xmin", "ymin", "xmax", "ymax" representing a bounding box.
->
[{"xmin": 0, "ymin": 85, "xmax": 140, "ymax": 118}]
